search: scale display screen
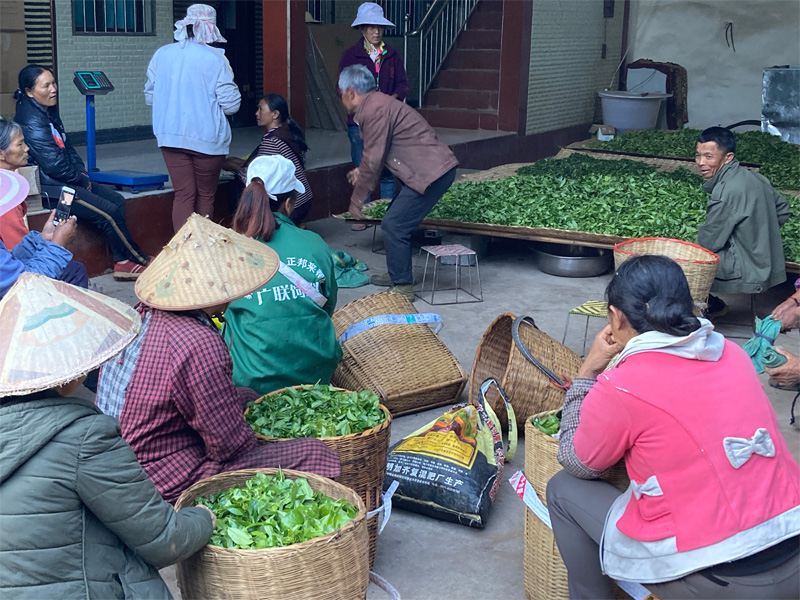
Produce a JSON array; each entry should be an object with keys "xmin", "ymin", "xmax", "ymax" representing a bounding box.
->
[{"xmin": 72, "ymin": 71, "xmax": 115, "ymax": 95}]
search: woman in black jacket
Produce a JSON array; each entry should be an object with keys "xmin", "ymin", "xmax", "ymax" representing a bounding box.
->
[{"xmin": 14, "ymin": 65, "xmax": 150, "ymax": 280}]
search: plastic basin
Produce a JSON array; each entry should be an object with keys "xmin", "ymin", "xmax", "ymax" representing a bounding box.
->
[{"xmin": 598, "ymin": 91, "xmax": 672, "ymax": 132}]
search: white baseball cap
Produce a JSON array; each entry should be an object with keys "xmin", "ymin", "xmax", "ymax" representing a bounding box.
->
[{"xmin": 246, "ymin": 155, "xmax": 305, "ymax": 200}]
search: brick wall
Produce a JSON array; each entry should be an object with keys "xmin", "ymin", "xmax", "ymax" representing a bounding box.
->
[
  {"xmin": 53, "ymin": 0, "xmax": 174, "ymax": 133},
  {"xmin": 525, "ymin": 0, "xmax": 624, "ymax": 135}
]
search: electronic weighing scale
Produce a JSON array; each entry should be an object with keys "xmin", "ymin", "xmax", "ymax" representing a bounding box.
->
[{"xmin": 73, "ymin": 70, "xmax": 168, "ymax": 193}]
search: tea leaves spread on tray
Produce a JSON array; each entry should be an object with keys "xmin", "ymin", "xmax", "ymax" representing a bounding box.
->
[
  {"xmin": 599, "ymin": 129, "xmax": 800, "ymax": 190},
  {"xmin": 246, "ymin": 384, "xmax": 385, "ymax": 439},
  {"xmin": 362, "ymin": 153, "xmax": 799, "ymax": 263},
  {"xmin": 195, "ymin": 471, "xmax": 357, "ymax": 549}
]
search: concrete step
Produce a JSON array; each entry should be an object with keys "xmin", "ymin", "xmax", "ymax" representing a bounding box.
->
[
  {"xmin": 419, "ymin": 107, "xmax": 498, "ymax": 130},
  {"xmin": 469, "ymin": 10, "xmax": 502, "ymax": 30},
  {"xmin": 457, "ymin": 29, "xmax": 501, "ymax": 50},
  {"xmin": 446, "ymin": 48, "xmax": 501, "ymax": 70},
  {"xmin": 432, "ymin": 68, "xmax": 500, "ymax": 91},
  {"xmin": 426, "ymin": 88, "xmax": 498, "ymax": 110},
  {"xmin": 474, "ymin": 0, "xmax": 503, "ymax": 12}
]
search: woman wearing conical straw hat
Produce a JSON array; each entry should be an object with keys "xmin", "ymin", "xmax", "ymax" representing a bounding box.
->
[
  {"xmin": 96, "ymin": 214, "xmax": 340, "ymax": 503},
  {"xmin": 0, "ymin": 273, "xmax": 214, "ymax": 598}
]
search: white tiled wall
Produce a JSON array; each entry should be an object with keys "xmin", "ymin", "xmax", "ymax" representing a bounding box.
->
[
  {"xmin": 54, "ymin": 0, "xmax": 174, "ymax": 133},
  {"xmin": 526, "ymin": 0, "xmax": 624, "ymax": 135}
]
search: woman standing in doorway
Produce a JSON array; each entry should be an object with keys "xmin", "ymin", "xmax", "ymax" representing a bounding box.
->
[
  {"xmin": 338, "ymin": 2, "xmax": 408, "ymax": 229},
  {"xmin": 145, "ymin": 3, "xmax": 241, "ymax": 232}
]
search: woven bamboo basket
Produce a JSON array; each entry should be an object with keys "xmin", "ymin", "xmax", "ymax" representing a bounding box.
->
[
  {"xmin": 523, "ymin": 413, "xmax": 629, "ymax": 600},
  {"xmin": 469, "ymin": 314, "xmax": 583, "ymax": 430},
  {"xmin": 245, "ymin": 386, "xmax": 392, "ymax": 569},
  {"xmin": 175, "ymin": 468, "xmax": 369, "ymax": 600},
  {"xmin": 613, "ymin": 237, "xmax": 720, "ymax": 310},
  {"xmin": 331, "ymin": 292, "xmax": 468, "ymax": 416}
]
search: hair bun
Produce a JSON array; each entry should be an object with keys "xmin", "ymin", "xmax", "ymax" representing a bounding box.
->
[{"xmin": 13, "ymin": 89, "xmax": 22, "ymax": 100}]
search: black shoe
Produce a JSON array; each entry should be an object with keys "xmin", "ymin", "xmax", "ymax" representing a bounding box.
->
[{"xmin": 705, "ymin": 294, "xmax": 729, "ymax": 320}]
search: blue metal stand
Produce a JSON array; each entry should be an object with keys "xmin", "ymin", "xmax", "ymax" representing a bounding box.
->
[{"xmin": 84, "ymin": 93, "xmax": 168, "ymax": 193}]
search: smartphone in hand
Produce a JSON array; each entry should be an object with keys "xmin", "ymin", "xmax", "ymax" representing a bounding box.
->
[{"xmin": 54, "ymin": 186, "xmax": 76, "ymax": 225}]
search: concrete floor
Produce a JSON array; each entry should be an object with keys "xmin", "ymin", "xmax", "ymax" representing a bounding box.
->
[{"xmin": 89, "ymin": 214, "xmax": 800, "ymax": 600}]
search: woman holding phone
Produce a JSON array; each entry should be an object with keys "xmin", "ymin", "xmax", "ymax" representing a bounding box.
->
[{"xmin": 14, "ymin": 65, "xmax": 151, "ymax": 280}]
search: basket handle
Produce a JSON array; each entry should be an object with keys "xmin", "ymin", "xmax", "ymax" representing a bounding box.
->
[
  {"xmin": 479, "ymin": 378, "xmax": 518, "ymax": 462},
  {"xmin": 511, "ymin": 316, "xmax": 571, "ymax": 390},
  {"xmin": 370, "ymin": 571, "xmax": 402, "ymax": 600}
]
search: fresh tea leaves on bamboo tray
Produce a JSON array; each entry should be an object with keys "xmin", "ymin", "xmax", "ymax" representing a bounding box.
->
[
  {"xmin": 532, "ymin": 413, "xmax": 561, "ymax": 436},
  {"xmin": 599, "ymin": 129, "xmax": 800, "ymax": 190},
  {"xmin": 362, "ymin": 152, "xmax": 800, "ymax": 263},
  {"xmin": 195, "ymin": 471, "xmax": 357, "ymax": 549},
  {"xmin": 246, "ymin": 384, "xmax": 385, "ymax": 438}
]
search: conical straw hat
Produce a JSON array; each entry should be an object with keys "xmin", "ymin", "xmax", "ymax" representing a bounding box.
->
[
  {"xmin": 0, "ymin": 273, "xmax": 142, "ymax": 396},
  {"xmin": 135, "ymin": 213, "xmax": 279, "ymax": 310}
]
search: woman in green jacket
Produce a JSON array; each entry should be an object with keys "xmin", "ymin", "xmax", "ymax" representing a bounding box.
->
[
  {"xmin": 0, "ymin": 273, "xmax": 214, "ymax": 599},
  {"xmin": 224, "ymin": 155, "xmax": 342, "ymax": 395}
]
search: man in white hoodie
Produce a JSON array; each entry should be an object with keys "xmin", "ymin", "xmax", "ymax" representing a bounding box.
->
[{"xmin": 144, "ymin": 4, "xmax": 241, "ymax": 232}]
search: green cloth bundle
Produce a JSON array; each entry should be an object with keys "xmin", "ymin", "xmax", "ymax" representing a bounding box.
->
[
  {"xmin": 744, "ymin": 315, "xmax": 787, "ymax": 373},
  {"xmin": 331, "ymin": 250, "xmax": 369, "ymax": 288}
]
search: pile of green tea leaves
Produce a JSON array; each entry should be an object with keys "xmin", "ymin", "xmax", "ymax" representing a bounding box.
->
[
  {"xmin": 246, "ymin": 384, "xmax": 385, "ymax": 439},
  {"xmin": 196, "ymin": 471, "xmax": 357, "ymax": 549},
  {"xmin": 599, "ymin": 129, "xmax": 800, "ymax": 190},
  {"xmin": 532, "ymin": 413, "xmax": 561, "ymax": 436}
]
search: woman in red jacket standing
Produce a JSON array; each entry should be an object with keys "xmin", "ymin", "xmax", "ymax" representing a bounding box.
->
[
  {"xmin": 548, "ymin": 255, "xmax": 799, "ymax": 599},
  {"xmin": 338, "ymin": 2, "xmax": 408, "ymax": 229}
]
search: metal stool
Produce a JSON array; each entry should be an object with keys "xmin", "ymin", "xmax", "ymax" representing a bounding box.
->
[
  {"xmin": 417, "ymin": 244, "xmax": 483, "ymax": 305},
  {"xmin": 562, "ymin": 300, "xmax": 608, "ymax": 355}
]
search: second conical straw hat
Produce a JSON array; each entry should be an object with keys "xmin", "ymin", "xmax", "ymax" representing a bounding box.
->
[{"xmin": 135, "ymin": 214, "xmax": 280, "ymax": 310}]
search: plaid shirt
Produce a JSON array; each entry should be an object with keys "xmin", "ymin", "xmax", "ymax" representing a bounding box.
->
[
  {"xmin": 556, "ymin": 377, "xmax": 608, "ymax": 479},
  {"xmin": 117, "ymin": 307, "xmax": 340, "ymax": 503},
  {"xmin": 96, "ymin": 311, "xmax": 151, "ymax": 419}
]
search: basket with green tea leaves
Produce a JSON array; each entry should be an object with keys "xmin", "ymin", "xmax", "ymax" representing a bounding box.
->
[{"xmin": 245, "ymin": 384, "xmax": 392, "ymax": 569}]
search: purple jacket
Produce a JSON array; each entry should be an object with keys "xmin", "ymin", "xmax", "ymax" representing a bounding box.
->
[{"xmin": 338, "ymin": 38, "xmax": 409, "ymax": 126}]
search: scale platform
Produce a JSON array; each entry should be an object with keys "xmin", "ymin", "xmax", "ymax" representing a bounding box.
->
[{"xmin": 89, "ymin": 169, "xmax": 168, "ymax": 193}]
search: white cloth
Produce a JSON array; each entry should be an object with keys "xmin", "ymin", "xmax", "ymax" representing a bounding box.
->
[
  {"xmin": 611, "ymin": 318, "xmax": 725, "ymax": 368},
  {"xmin": 174, "ymin": 3, "xmax": 226, "ymax": 47},
  {"xmin": 723, "ymin": 428, "xmax": 776, "ymax": 469},
  {"xmin": 144, "ymin": 40, "xmax": 241, "ymax": 156}
]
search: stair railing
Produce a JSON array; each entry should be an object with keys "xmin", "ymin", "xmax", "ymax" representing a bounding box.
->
[{"xmin": 404, "ymin": 0, "xmax": 481, "ymax": 106}]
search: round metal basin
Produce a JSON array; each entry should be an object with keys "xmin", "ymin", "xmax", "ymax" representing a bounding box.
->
[{"xmin": 531, "ymin": 243, "xmax": 613, "ymax": 278}]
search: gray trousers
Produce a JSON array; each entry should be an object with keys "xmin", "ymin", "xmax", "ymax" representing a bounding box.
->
[
  {"xmin": 546, "ymin": 471, "xmax": 800, "ymax": 600},
  {"xmin": 381, "ymin": 167, "xmax": 457, "ymax": 285}
]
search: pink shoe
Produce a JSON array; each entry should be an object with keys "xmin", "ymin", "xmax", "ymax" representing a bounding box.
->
[{"xmin": 113, "ymin": 260, "xmax": 148, "ymax": 281}]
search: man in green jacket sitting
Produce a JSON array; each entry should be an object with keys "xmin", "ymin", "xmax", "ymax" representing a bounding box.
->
[{"xmin": 695, "ymin": 127, "xmax": 791, "ymax": 318}]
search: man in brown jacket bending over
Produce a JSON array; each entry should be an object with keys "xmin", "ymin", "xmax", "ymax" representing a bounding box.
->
[{"xmin": 340, "ymin": 64, "xmax": 458, "ymax": 301}]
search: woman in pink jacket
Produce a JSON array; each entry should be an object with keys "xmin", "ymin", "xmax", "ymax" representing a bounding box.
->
[{"xmin": 549, "ymin": 255, "xmax": 799, "ymax": 599}]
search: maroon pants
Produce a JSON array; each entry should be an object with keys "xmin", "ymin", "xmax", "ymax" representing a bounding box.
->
[{"xmin": 161, "ymin": 147, "xmax": 225, "ymax": 232}]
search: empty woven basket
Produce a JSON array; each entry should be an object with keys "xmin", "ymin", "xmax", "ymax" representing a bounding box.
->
[
  {"xmin": 613, "ymin": 237, "xmax": 719, "ymax": 309},
  {"xmin": 331, "ymin": 292, "xmax": 468, "ymax": 417}
]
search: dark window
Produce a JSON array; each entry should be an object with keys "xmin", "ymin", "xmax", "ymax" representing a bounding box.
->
[{"xmin": 74, "ymin": 0, "xmax": 155, "ymax": 35}]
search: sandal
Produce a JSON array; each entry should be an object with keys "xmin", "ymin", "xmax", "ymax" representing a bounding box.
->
[{"xmin": 351, "ymin": 223, "xmax": 371, "ymax": 231}]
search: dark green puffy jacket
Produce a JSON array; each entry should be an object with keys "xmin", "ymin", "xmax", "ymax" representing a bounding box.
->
[{"xmin": 0, "ymin": 395, "xmax": 213, "ymax": 599}]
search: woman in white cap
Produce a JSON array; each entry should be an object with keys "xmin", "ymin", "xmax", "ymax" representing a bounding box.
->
[
  {"xmin": 224, "ymin": 155, "xmax": 341, "ymax": 396},
  {"xmin": 0, "ymin": 273, "xmax": 214, "ymax": 598},
  {"xmin": 145, "ymin": 3, "xmax": 242, "ymax": 232},
  {"xmin": 95, "ymin": 214, "xmax": 340, "ymax": 504},
  {"xmin": 339, "ymin": 2, "xmax": 408, "ymax": 228}
]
